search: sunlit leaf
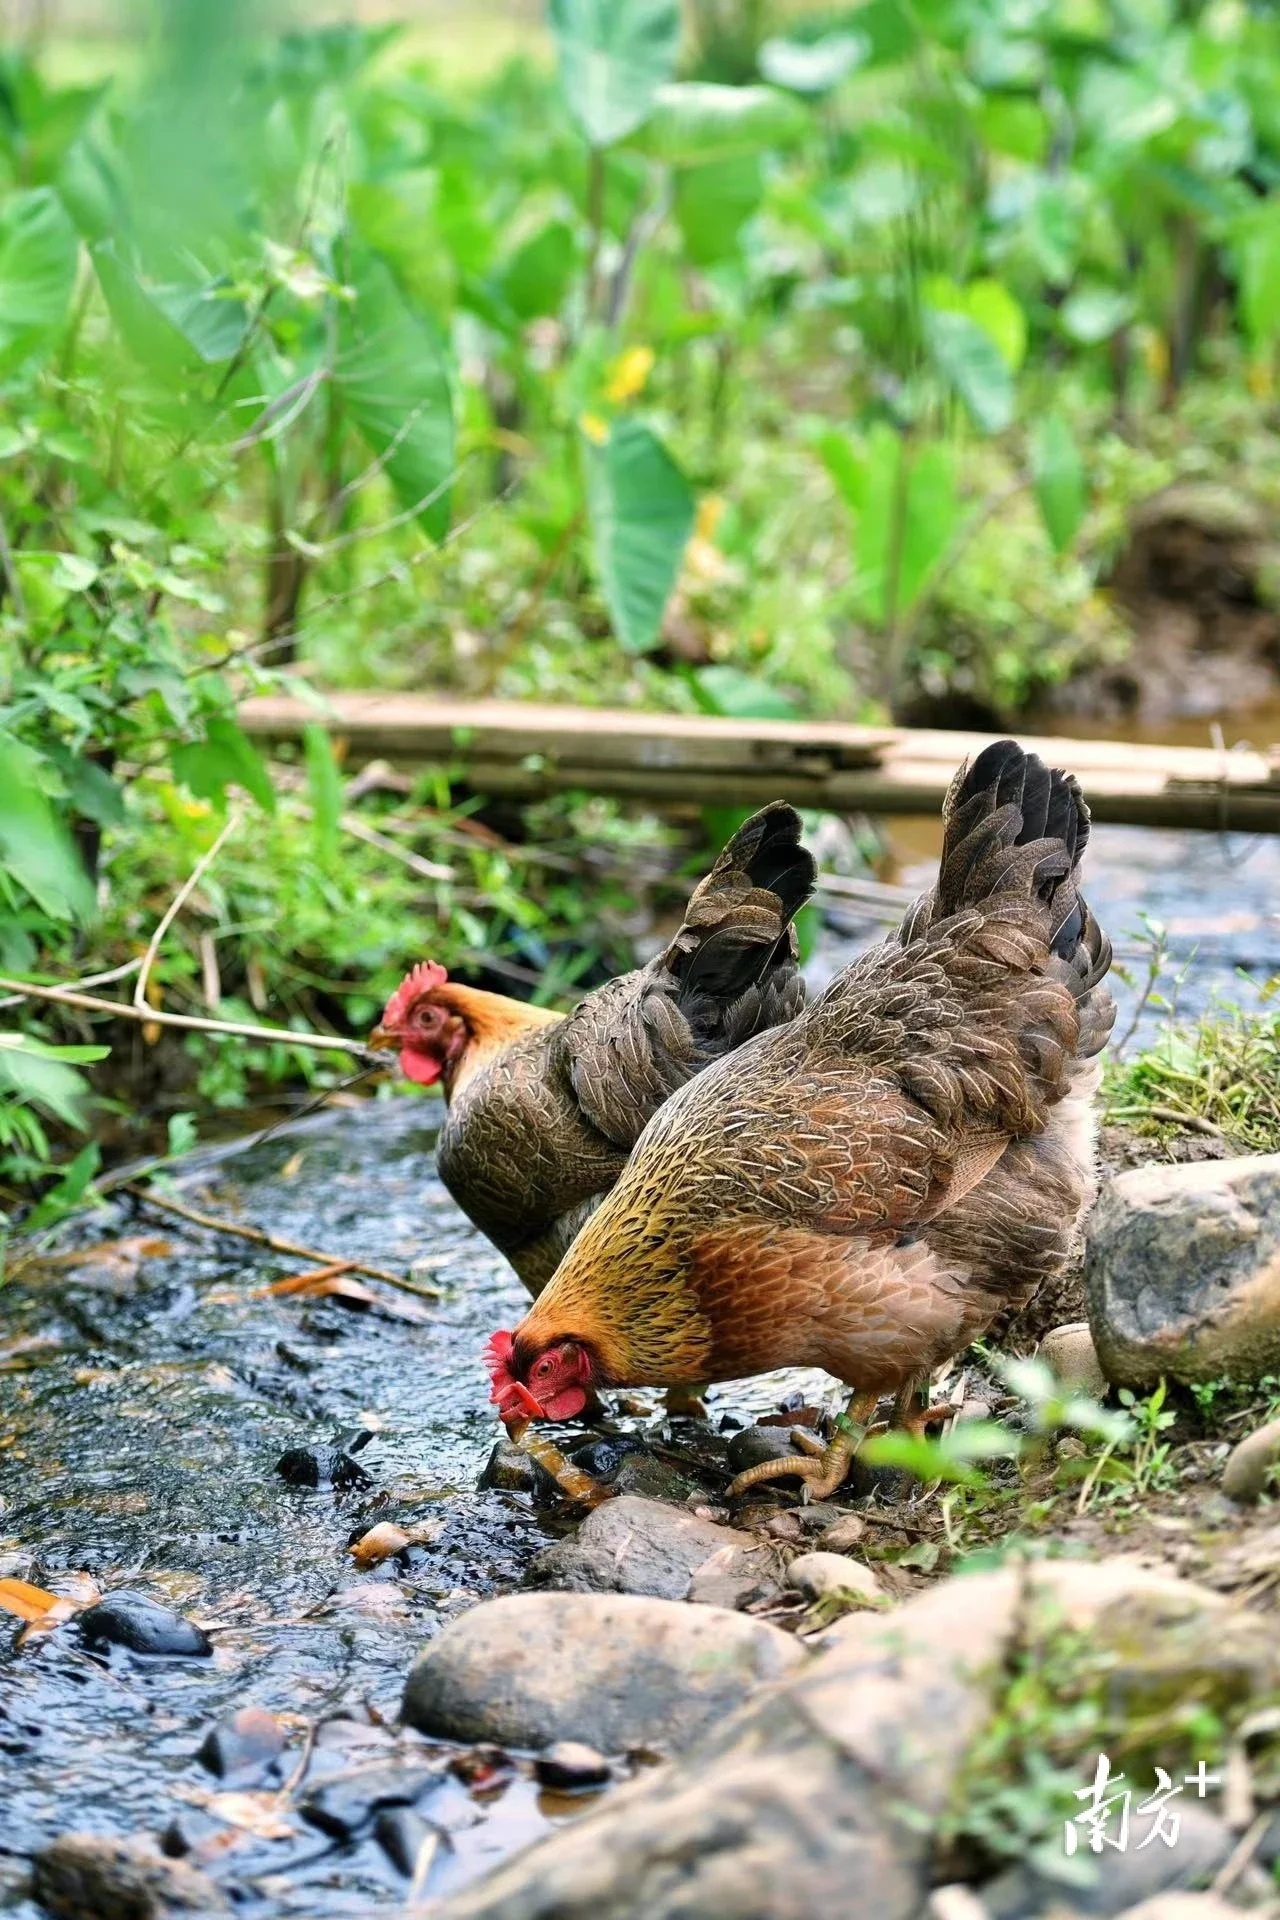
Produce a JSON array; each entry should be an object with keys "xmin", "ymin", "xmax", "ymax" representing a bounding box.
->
[
  {"xmin": 674, "ymin": 154, "xmax": 763, "ymax": 266},
  {"xmin": 1059, "ymin": 284, "xmax": 1135, "ymax": 344},
  {"xmin": 630, "ymin": 83, "xmax": 808, "ymax": 165},
  {"xmin": 924, "ymin": 307, "xmax": 1015, "ymax": 434},
  {"xmin": 758, "ymin": 32, "xmax": 867, "ymax": 95},
  {"xmin": 0, "ymin": 735, "xmax": 93, "ymax": 922},
  {"xmin": 583, "ymin": 417, "xmax": 694, "ymax": 654},
  {"xmin": 500, "ymin": 219, "xmax": 578, "ymax": 322},
  {"xmin": 548, "ymin": 0, "xmax": 681, "ymax": 149},
  {"xmin": 171, "ymin": 717, "xmax": 274, "ymax": 814}
]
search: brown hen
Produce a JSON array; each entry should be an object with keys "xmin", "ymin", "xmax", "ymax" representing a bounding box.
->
[
  {"xmin": 373, "ymin": 803, "xmax": 816, "ymax": 1297},
  {"xmin": 486, "ymin": 741, "xmax": 1115, "ymax": 1497}
]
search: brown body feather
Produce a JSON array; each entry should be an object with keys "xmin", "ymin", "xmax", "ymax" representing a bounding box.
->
[
  {"xmin": 510, "ymin": 742, "xmax": 1115, "ymax": 1397},
  {"xmin": 437, "ymin": 803, "xmax": 816, "ymax": 1293}
]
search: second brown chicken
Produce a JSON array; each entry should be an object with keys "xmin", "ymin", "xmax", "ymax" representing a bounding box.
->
[{"xmin": 487, "ymin": 740, "xmax": 1116, "ymax": 1498}]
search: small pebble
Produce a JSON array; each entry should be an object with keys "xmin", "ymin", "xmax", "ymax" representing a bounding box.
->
[
  {"xmin": 534, "ymin": 1740, "xmax": 611, "ymax": 1790},
  {"xmin": 1222, "ymin": 1416, "xmax": 1280, "ymax": 1504},
  {"xmin": 762, "ymin": 1511, "xmax": 804, "ymax": 1544},
  {"xmin": 1038, "ymin": 1321, "xmax": 1108, "ymax": 1396},
  {"xmin": 785, "ymin": 1552, "xmax": 883, "ymax": 1603},
  {"xmin": 275, "ymin": 1446, "xmax": 322, "ymax": 1487},
  {"xmin": 197, "ymin": 1706, "xmax": 284, "ymax": 1781},
  {"xmin": 79, "ymin": 1592, "xmax": 212, "ymax": 1659},
  {"xmin": 816, "ymin": 1514, "xmax": 867, "ymax": 1554}
]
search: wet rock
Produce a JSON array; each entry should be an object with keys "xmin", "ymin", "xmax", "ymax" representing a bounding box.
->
[
  {"xmin": 726, "ymin": 1424, "xmax": 804, "ymax": 1475},
  {"xmin": 375, "ymin": 1805, "xmax": 437, "ymax": 1877},
  {"xmin": 567, "ymin": 1435, "xmax": 647, "ymax": 1482},
  {"xmin": 425, "ymin": 1560, "xmax": 1255, "ymax": 1920},
  {"xmin": 300, "ymin": 1763, "xmax": 442, "ymax": 1839},
  {"xmin": 525, "ymin": 1494, "xmax": 755, "ymax": 1600},
  {"xmin": 1086, "ymin": 1154, "xmax": 1280, "ymax": 1386},
  {"xmin": 687, "ymin": 1540, "xmax": 785, "ymax": 1610},
  {"xmin": 479, "ymin": 1440, "xmax": 537, "ymax": 1494},
  {"xmin": 79, "ymin": 1592, "xmax": 212, "ymax": 1659},
  {"xmin": 982, "ymin": 1801, "xmax": 1233, "ymax": 1916},
  {"xmin": 533, "ymin": 1741, "xmax": 611, "ymax": 1790},
  {"xmin": 786, "ymin": 1553, "xmax": 883, "ymax": 1604},
  {"xmin": 1221, "ymin": 1415, "xmax": 1280, "ymax": 1503},
  {"xmin": 816, "ymin": 1514, "xmax": 867, "ymax": 1554},
  {"xmin": 1038, "ymin": 1320, "xmax": 1108, "ymax": 1397},
  {"xmin": 402, "ymin": 1590, "xmax": 804, "ymax": 1756},
  {"xmin": 32, "ymin": 1832, "xmax": 229, "ymax": 1917},
  {"xmin": 275, "ymin": 1445, "xmax": 322, "ymax": 1487},
  {"xmin": 196, "ymin": 1706, "xmax": 284, "ymax": 1782}
]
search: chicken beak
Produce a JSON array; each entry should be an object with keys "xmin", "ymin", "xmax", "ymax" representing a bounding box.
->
[
  {"xmin": 502, "ymin": 1413, "xmax": 531, "ymax": 1442},
  {"xmin": 368, "ymin": 1025, "xmax": 397, "ymax": 1053}
]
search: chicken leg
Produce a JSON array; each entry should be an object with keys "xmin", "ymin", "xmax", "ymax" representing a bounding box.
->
[{"xmin": 725, "ymin": 1382, "xmax": 953, "ymax": 1501}]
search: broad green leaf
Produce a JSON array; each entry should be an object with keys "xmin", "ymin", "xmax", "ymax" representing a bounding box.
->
[
  {"xmin": 924, "ymin": 307, "xmax": 1015, "ymax": 434},
  {"xmin": 94, "ymin": 243, "xmax": 248, "ymax": 373},
  {"xmin": 548, "ymin": 0, "xmax": 681, "ymax": 149},
  {"xmin": 150, "ymin": 280, "xmax": 248, "ymax": 363},
  {"xmin": 171, "ymin": 716, "xmax": 275, "ymax": 814},
  {"xmin": 23, "ymin": 1141, "xmax": 101, "ymax": 1233},
  {"xmin": 0, "ymin": 187, "xmax": 78, "ymax": 365},
  {"xmin": 45, "ymin": 748, "xmax": 126, "ymax": 827},
  {"xmin": 1236, "ymin": 206, "xmax": 1280, "ymax": 349},
  {"xmin": 974, "ymin": 96, "xmax": 1048, "ymax": 162},
  {"xmin": 758, "ymin": 32, "xmax": 866, "ymax": 94},
  {"xmin": 49, "ymin": 551, "xmax": 98, "ymax": 592},
  {"xmin": 583, "ymin": 417, "xmax": 694, "ymax": 654},
  {"xmin": 674, "ymin": 154, "xmax": 763, "ymax": 266},
  {"xmin": 629, "ymin": 83, "xmax": 808, "ymax": 166},
  {"xmin": 1059, "ymin": 284, "xmax": 1135, "ymax": 344},
  {"xmin": 814, "ymin": 430, "xmax": 866, "ymax": 513},
  {"xmin": 689, "ymin": 664, "xmax": 797, "ymax": 720},
  {"xmin": 843, "ymin": 426, "xmax": 960, "ymax": 626},
  {"xmin": 0, "ymin": 1044, "xmax": 95, "ymax": 1129},
  {"xmin": 303, "ymin": 723, "xmax": 343, "ymax": 865},
  {"xmin": 0, "ymin": 735, "xmax": 93, "ymax": 922},
  {"xmin": 962, "ymin": 280, "xmax": 1026, "ymax": 373},
  {"xmin": 501, "ymin": 219, "xmax": 578, "ymax": 322},
  {"xmin": 336, "ymin": 248, "xmax": 454, "ymax": 541},
  {"xmin": 1031, "ymin": 414, "xmax": 1086, "ymax": 555},
  {"xmin": 0, "ymin": 1034, "xmax": 109, "ymax": 1063}
]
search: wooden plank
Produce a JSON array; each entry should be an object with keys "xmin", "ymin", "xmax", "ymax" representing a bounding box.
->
[{"xmin": 238, "ymin": 693, "xmax": 1280, "ymax": 832}]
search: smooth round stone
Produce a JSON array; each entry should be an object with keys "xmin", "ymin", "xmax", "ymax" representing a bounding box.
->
[
  {"xmin": 1222, "ymin": 1415, "xmax": 1280, "ymax": 1503},
  {"xmin": 534, "ymin": 1740, "xmax": 612, "ymax": 1790},
  {"xmin": 79, "ymin": 1592, "xmax": 212, "ymax": 1658},
  {"xmin": 785, "ymin": 1552, "xmax": 883, "ymax": 1603}
]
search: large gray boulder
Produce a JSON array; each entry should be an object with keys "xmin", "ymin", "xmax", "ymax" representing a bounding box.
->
[
  {"xmin": 1086, "ymin": 1154, "xmax": 1280, "ymax": 1386},
  {"xmin": 401, "ymin": 1590, "xmax": 803, "ymax": 1756},
  {"xmin": 428, "ymin": 1560, "xmax": 1260, "ymax": 1920}
]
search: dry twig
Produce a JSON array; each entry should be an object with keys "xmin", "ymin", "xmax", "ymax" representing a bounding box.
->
[
  {"xmin": 122, "ymin": 1182, "xmax": 440, "ymax": 1299},
  {"xmin": 0, "ymin": 973, "xmax": 376, "ymax": 1058},
  {"xmin": 134, "ymin": 813, "xmax": 240, "ymax": 1011}
]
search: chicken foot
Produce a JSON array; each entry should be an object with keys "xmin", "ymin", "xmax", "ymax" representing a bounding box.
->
[{"xmin": 725, "ymin": 1383, "xmax": 954, "ymax": 1501}]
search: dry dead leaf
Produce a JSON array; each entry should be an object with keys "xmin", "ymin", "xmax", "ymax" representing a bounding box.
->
[
  {"xmin": 1, "ymin": 1572, "xmax": 100, "ymax": 1645},
  {"xmin": 0, "ymin": 1576, "xmax": 65, "ymax": 1624},
  {"xmin": 349, "ymin": 1519, "xmax": 442, "ymax": 1569},
  {"xmin": 264, "ymin": 1265, "xmax": 427, "ymax": 1323},
  {"xmin": 174, "ymin": 1783, "xmax": 295, "ymax": 1841},
  {"xmin": 279, "ymin": 1151, "xmax": 306, "ymax": 1181}
]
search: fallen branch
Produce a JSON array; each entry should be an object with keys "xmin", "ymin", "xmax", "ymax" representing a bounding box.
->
[
  {"xmin": 1106, "ymin": 1102, "xmax": 1224, "ymax": 1137},
  {"xmin": 0, "ymin": 974, "xmax": 376, "ymax": 1059},
  {"xmin": 123, "ymin": 1182, "xmax": 440, "ymax": 1299}
]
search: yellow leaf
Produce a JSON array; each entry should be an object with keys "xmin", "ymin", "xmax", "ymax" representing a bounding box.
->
[
  {"xmin": 579, "ymin": 411, "xmax": 609, "ymax": 445},
  {"xmin": 695, "ymin": 493, "xmax": 725, "ymax": 542},
  {"xmin": 0, "ymin": 1576, "xmax": 62, "ymax": 1623},
  {"xmin": 604, "ymin": 344, "xmax": 655, "ymax": 404}
]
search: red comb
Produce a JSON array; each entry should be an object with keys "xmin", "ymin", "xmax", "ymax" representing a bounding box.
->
[
  {"xmin": 484, "ymin": 1328, "xmax": 545, "ymax": 1424},
  {"xmin": 381, "ymin": 959, "xmax": 448, "ymax": 1032}
]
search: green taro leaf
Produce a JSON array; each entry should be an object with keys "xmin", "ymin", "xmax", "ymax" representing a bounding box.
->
[
  {"xmin": 0, "ymin": 735, "xmax": 93, "ymax": 922},
  {"xmin": 840, "ymin": 426, "xmax": 960, "ymax": 626},
  {"xmin": 501, "ymin": 219, "xmax": 578, "ymax": 322},
  {"xmin": 584, "ymin": 417, "xmax": 694, "ymax": 655},
  {"xmin": 0, "ymin": 187, "xmax": 79, "ymax": 366},
  {"xmin": 548, "ymin": 0, "xmax": 681, "ymax": 149},
  {"xmin": 924, "ymin": 307, "xmax": 1015, "ymax": 434},
  {"xmin": 303, "ymin": 723, "xmax": 343, "ymax": 865},
  {"xmin": 171, "ymin": 716, "xmax": 275, "ymax": 814},
  {"xmin": 758, "ymin": 32, "xmax": 867, "ymax": 95},
  {"xmin": 630, "ymin": 83, "xmax": 808, "ymax": 166},
  {"xmin": 674, "ymin": 154, "xmax": 763, "ymax": 266},
  {"xmin": 1236, "ymin": 205, "xmax": 1280, "ymax": 350},
  {"xmin": 1031, "ymin": 414, "xmax": 1086, "ymax": 556},
  {"xmin": 336, "ymin": 248, "xmax": 454, "ymax": 541},
  {"xmin": 94, "ymin": 243, "xmax": 248, "ymax": 372}
]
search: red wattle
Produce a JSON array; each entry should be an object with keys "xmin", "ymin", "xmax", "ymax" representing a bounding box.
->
[
  {"xmin": 399, "ymin": 1047, "xmax": 443, "ymax": 1086},
  {"xmin": 540, "ymin": 1386, "xmax": 587, "ymax": 1421}
]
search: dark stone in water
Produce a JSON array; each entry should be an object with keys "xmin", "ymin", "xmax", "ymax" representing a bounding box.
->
[
  {"xmin": 328, "ymin": 1445, "xmax": 373, "ymax": 1492},
  {"xmin": 197, "ymin": 1706, "xmax": 284, "ymax": 1782},
  {"xmin": 299, "ymin": 1764, "xmax": 442, "ymax": 1840},
  {"xmin": 275, "ymin": 1446, "xmax": 322, "ymax": 1487},
  {"xmin": 479, "ymin": 1440, "xmax": 537, "ymax": 1493},
  {"xmin": 374, "ymin": 1805, "xmax": 437, "ymax": 1877},
  {"xmin": 567, "ymin": 1435, "xmax": 646, "ymax": 1482},
  {"xmin": 79, "ymin": 1592, "xmax": 212, "ymax": 1659},
  {"xmin": 534, "ymin": 1740, "xmax": 611, "ymax": 1790}
]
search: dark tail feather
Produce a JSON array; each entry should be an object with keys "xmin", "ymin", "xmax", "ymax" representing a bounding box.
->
[
  {"xmin": 664, "ymin": 801, "xmax": 816, "ymax": 1003},
  {"xmin": 901, "ymin": 739, "xmax": 1113, "ymax": 1046}
]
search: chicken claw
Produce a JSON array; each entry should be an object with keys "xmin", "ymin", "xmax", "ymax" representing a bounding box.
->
[{"xmin": 726, "ymin": 1391, "xmax": 882, "ymax": 1501}]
